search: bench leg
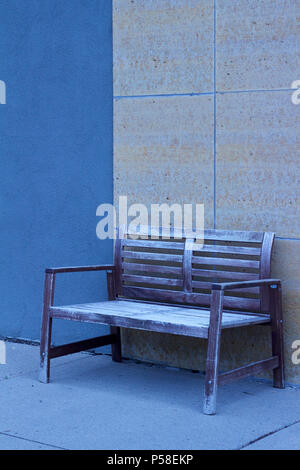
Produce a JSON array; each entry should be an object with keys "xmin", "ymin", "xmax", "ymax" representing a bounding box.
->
[
  {"xmin": 39, "ymin": 272, "xmax": 55, "ymax": 383},
  {"xmin": 40, "ymin": 313, "xmax": 52, "ymax": 383},
  {"xmin": 203, "ymin": 290, "xmax": 224, "ymax": 415},
  {"xmin": 270, "ymin": 285, "xmax": 285, "ymax": 389},
  {"xmin": 111, "ymin": 326, "xmax": 122, "ymax": 362}
]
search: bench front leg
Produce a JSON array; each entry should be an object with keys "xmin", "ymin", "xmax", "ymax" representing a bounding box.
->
[
  {"xmin": 203, "ymin": 289, "xmax": 224, "ymax": 415},
  {"xmin": 39, "ymin": 272, "xmax": 55, "ymax": 383}
]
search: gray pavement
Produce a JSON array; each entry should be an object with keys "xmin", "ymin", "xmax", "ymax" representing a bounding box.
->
[{"xmin": 0, "ymin": 341, "xmax": 299, "ymax": 450}]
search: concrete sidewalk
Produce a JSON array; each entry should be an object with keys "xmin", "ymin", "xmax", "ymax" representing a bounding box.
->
[{"xmin": 0, "ymin": 341, "xmax": 299, "ymax": 450}]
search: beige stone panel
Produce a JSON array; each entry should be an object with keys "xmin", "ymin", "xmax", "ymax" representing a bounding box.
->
[
  {"xmin": 217, "ymin": 0, "xmax": 299, "ymax": 91},
  {"xmin": 113, "ymin": 0, "xmax": 214, "ymax": 96},
  {"xmin": 122, "ymin": 239, "xmax": 300, "ymax": 384},
  {"xmin": 272, "ymin": 239, "xmax": 300, "ymax": 384},
  {"xmin": 216, "ymin": 91, "xmax": 300, "ymax": 238},
  {"xmin": 114, "ymin": 95, "xmax": 214, "ymax": 227}
]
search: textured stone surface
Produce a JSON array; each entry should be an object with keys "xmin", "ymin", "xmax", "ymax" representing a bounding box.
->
[
  {"xmin": 272, "ymin": 239, "xmax": 300, "ymax": 384},
  {"xmin": 217, "ymin": 0, "xmax": 299, "ymax": 91},
  {"xmin": 216, "ymin": 90, "xmax": 300, "ymax": 237},
  {"xmin": 113, "ymin": 0, "xmax": 300, "ymax": 383},
  {"xmin": 113, "ymin": 0, "xmax": 214, "ymax": 95},
  {"xmin": 114, "ymin": 94, "xmax": 214, "ymax": 227}
]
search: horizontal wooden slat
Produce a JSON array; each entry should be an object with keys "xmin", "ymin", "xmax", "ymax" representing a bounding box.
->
[
  {"xmin": 122, "ymin": 239, "xmax": 184, "ymax": 251},
  {"xmin": 119, "ymin": 298, "xmax": 269, "ymax": 318},
  {"xmin": 125, "ymin": 225, "xmax": 188, "ymax": 239},
  {"xmin": 122, "ymin": 286, "xmax": 195, "ymax": 305},
  {"xmin": 192, "ymin": 244, "xmax": 261, "ymax": 256},
  {"xmin": 122, "ymin": 250, "xmax": 182, "ymax": 263},
  {"xmin": 124, "ymin": 225, "xmax": 264, "ymax": 243},
  {"xmin": 192, "ymin": 269, "xmax": 259, "ymax": 281},
  {"xmin": 123, "ymin": 274, "xmax": 183, "ymax": 287},
  {"xmin": 192, "ymin": 256, "xmax": 260, "ymax": 270},
  {"xmin": 123, "ymin": 262, "xmax": 183, "ymax": 276},
  {"xmin": 218, "ymin": 356, "xmax": 279, "ymax": 385},
  {"xmin": 222, "ymin": 296, "xmax": 261, "ymax": 311},
  {"xmin": 192, "ymin": 280, "xmax": 260, "ymax": 294},
  {"xmin": 122, "ymin": 286, "xmax": 261, "ymax": 312}
]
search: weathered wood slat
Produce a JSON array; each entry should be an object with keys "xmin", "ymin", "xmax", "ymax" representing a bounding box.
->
[
  {"xmin": 122, "ymin": 239, "xmax": 185, "ymax": 251},
  {"xmin": 191, "ymin": 268, "xmax": 259, "ymax": 281},
  {"xmin": 122, "ymin": 250, "xmax": 182, "ymax": 263},
  {"xmin": 119, "ymin": 298, "xmax": 269, "ymax": 318},
  {"xmin": 125, "ymin": 225, "xmax": 189, "ymax": 239},
  {"xmin": 192, "ymin": 244, "xmax": 261, "ymax": 256},
  {"xmin": 192, "ymin": 256, "xmax": 260, "ymax": 270},
  {"xmin": 124, "ymin": 225, "xmax": 264, "ymax": 242},
  {"xmin": 122, "ymin": 274, "xmax": 183, "ymax": 287},
  {"xmin": 215, "ymin": 294, "xmax": 260, "ymax": 311},
  {"xmin": 122, "ymin": 286, "xmax": 189, "ymax": 305},
  {"xmin": 192, "ymin": 280, "xmax": 260, "ymax": 294},
  {"xmin": 122, "ymin": 286, "xmax": 261, "ymax": 311},
  {"xmin": 123, "ymin": 262, "xmax": 183, "ymax": 276}
]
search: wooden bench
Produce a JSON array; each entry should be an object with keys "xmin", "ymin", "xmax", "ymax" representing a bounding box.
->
[{"xmin": 40, "ymin": 226, "xmax": 285, "ymax": 414}]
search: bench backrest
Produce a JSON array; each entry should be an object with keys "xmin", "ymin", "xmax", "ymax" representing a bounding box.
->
[{"xmin": 114, "ymin": 226, "xmax": 275, "ymax": 314}]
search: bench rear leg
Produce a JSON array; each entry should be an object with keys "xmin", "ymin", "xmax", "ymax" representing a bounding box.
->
[
  {"xmin": 270, "ymin": 285, "xmax": 285, "ymax": 388},
  {"xmin": 111, "ymin": 326, "xmax": 122, "ymax": 362},
  {"xmin": 203, "ymin": 290, "xmax": 224, "ymax": 415}
]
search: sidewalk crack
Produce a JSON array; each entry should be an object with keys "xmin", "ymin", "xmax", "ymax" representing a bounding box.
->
[
  {"xmin": 0, "ymin": 431, "xmax": 67, "ymax": 450},
  {"xmin": 239, "ymin": 419, "xmax": 300, "ymax": 449}
]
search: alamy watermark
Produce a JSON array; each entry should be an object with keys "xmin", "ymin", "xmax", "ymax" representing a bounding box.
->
[
  {"xmin": 0, "ymin": 80, "xmax": 6, "ymax": 104},
  {"xmin": 96, "ymin": 196, "xmax": 204, "ymax": 241},
  {"xmin": 291, "ymin": 340, "xmax": 300, "ymax": 365},
  {"xmin": 291, "ymin": 80, "xmax": 300, "ymax": 105},
  {"xmin": 0, "ymin": 341, "xmax": 6, "ymax": 364}
]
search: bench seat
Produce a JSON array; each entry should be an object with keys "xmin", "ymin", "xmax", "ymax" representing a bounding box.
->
[{"xmin": 50, "ymin": 300, "xmax": 270, "ymax": 339}]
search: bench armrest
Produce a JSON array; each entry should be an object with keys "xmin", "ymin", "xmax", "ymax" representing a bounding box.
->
[
  {"xmin": 212, "ymin": 278, "xmax": 281, "ymax": 291},
  {"xmin": 45, "ymin": 265, "xmax": 115, "ymax": 274}
]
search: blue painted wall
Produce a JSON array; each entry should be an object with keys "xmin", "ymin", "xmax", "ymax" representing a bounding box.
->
[{"xmin": 0, "ymin": 1, "xmax": 113, "ymax": 344}]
